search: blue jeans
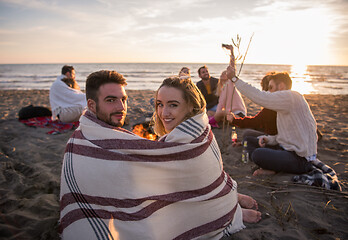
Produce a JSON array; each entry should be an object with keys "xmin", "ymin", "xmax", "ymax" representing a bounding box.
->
[{"xmin": 244, "ymin": 136, "xmax": 313, "ymax": 174}]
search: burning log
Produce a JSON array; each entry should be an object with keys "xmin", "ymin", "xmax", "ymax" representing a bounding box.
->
[{"xmin": 132, "ymin": 122, "xmax": 157, "ymax": 140}]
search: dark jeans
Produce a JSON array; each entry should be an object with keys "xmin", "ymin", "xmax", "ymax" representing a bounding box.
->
[{"xmin": 244, "ymin": 136, "xmax": 313, "ymax": 174}]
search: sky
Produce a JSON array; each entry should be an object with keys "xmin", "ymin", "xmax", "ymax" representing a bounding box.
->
[{"xmin": 0, "ymin": 0, "xmax": 347, "ymax": 65}]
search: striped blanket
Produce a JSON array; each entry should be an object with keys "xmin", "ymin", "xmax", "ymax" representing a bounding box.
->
[
  {"xmin": 59, "ymin": 110, "xmax": 244, "ymax": 240},
  {"xmin": 293, "ymin": 158, "xmax": 342, "ymax": 191}
]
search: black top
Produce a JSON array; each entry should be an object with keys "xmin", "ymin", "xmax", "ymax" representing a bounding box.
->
[{"xmin": 196, "ymin": 77, "xmax": 219, "ymax": 110}]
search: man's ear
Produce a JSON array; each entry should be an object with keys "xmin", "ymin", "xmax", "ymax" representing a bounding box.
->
[{"xmin": 87, "ymin": 99, "xmax": 97, "ymax": 114}]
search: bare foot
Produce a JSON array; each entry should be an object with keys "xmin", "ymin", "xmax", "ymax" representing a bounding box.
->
[
  {"xmin": 253, "ymin": 168, "xmax": 276, "ymax": 176},
  {"xmin": 242, "ymin": 208, "xmax": 261, "ymax": 223},
  {"xmin": 238, "ymin": 194, "xmax": 258, "ymax": 210}
]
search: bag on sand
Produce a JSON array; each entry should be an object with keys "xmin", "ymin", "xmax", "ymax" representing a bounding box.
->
[{"xmin": 18, "ymin": 105, "xmax": 52, "ymax": 120}]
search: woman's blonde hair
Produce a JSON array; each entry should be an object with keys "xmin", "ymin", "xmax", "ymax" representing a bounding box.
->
[
  {"xmin": 216, "ymin": 70, "xmax": 228, "ymax": 96},
  {"xmin": 153, "ymin": 77, "xmax": 206, "ymax": 136}
]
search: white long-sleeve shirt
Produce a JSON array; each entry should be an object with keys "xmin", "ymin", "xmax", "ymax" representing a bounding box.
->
[{"xmin": 235, "ymin": 79, "xmax": 317, "ymax": 158}]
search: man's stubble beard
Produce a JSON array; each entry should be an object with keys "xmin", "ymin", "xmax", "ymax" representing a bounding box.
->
[{"xmin": 96, "ymin": 105, "xmax": 125, "ymax": 127}]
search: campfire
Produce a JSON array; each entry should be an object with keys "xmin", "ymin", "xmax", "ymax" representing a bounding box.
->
[{"xmin": 132, "ymin": 122, "xmax": 157, "ymax": 140}]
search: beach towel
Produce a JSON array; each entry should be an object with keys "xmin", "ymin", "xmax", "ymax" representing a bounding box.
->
[
  {"xmin": 292, "ymin": 158, "xmax": 342, "ymax": 191},
  {"xmin": 217, "ymin": 80, "xmax": 247, "ymax": 116},
  {"xmin": 59, "ymin": 110, "xmax": 244, "ymax": 240},
  {"xmin": 19, "ymin": 116, "xmax": 79, "ymax": 135}
]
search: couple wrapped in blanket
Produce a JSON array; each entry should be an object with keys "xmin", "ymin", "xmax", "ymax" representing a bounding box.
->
[{"xmin": 59, "ymin": 71, "xmax": 260, "ymax": 240}]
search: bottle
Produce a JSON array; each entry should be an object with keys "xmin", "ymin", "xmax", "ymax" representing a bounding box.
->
[
  {"xmin": 241, "ymin": 140, "xmax": 249, "ymax": 163},
  {"xmin": 231, "ymin": 126, "xmax": 237, "ymax": 144}
]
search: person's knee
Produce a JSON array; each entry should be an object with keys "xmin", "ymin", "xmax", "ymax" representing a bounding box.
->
[
  {"xmin": 59, "ymin": 114, "xmax": 79, "ymax": 123},
  {"xmin": 59, "ymin": 106, "xmax": 84, "ymax": 122},
  {"xmin": 251, "ymin": 148, "xmax": 265, "ymax": 165}
]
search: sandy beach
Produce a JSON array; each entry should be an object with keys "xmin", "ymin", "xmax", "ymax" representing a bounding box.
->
[{"xmin": 0, "ymin": 89, "xmax": 347, "ymax": 240}]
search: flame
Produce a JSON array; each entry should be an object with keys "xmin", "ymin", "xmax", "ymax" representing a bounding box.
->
[
  {"xmin": 132, "ymin": 123, "xmax": 157, "ymax": 140},
  {"xmin": 108, "ymin": 217, "xmax": 119, "ymax": 240}
]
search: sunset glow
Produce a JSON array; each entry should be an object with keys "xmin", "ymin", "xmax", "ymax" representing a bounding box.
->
[
  {"xmin": 290, "ymin": 64, "xmax": 317, "ymax": 94},
  {"xmin": 0, "ymin": 0, "xmax": 347, "ymax": 65}
]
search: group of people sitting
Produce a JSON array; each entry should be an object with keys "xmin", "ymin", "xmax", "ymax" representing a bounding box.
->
[
  {"xmin": 178, "ymin": 45, "xmax": 323, "ymax": 177},
  {"xmin": 179, "ymin": 64, "xmax": 247, "ymax": 128},
  {"xmin": 56, "ymin": 45, "xmax": 338, "ymax": 239}
]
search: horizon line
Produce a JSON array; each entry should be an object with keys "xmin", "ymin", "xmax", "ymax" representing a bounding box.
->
[{"xmin": 0, "ymin": 62, "xmax": 347, "ymax": 67}]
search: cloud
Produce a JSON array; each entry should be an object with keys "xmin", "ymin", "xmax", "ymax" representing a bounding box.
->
[{"xmin": 0, "ymin": 0, "xmax": 347, "ymax": 64}]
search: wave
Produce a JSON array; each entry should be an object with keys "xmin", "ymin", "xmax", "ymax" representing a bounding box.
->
[
  {"xmin": 0, "ymin": 74, "xmax": 57, "ymax": 79},
  {"xmin": 1, "ymin": 63, "xmax": 347, "ymax": 94}
]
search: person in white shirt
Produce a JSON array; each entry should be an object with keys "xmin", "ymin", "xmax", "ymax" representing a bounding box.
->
[
  {"xmin": 49, "ymin": 65, "xmax": 87, "ymax": 122},
  {"xmin": 225, "ymin": 45, "xmax": 317, "ymax": 176}
]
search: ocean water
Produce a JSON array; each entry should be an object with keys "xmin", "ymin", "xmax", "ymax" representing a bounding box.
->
[{"xmin": 0, "ymin": 63, "xmax": 347, "ymax": 95}]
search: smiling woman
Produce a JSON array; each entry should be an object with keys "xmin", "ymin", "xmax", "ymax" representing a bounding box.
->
[{"xmin": 153, "ymin": 77, "xmax": 206, "ymax": 136}]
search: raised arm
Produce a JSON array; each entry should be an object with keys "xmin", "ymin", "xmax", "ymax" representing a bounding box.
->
[{"xmin": 222, "ymin": 44, "xmax": 237, "ymax": 80}]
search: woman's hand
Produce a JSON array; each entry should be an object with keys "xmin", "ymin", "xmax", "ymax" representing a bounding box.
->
[{"xmin": 226, "ymin": 111, "xmax": 235, "ymax": 123}]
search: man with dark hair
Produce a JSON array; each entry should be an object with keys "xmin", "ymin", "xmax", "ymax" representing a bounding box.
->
[
  {"xmin": 61, "ymin": 65, "xmax": 75, "ymax": 76},
  {"xmin": 196, "ymin": 65, "xmax": 219, "ymax": 116},
  {"xmin": 49, "ymin": 65, "xmax": 86, "ymax": 122},
  {"xmin": 227, "ymin": 65, "xmax": 317, "ymax": 176},
  {"xmin": 85, "ymin": 70, "xmax": 128, "ymax": 127}
]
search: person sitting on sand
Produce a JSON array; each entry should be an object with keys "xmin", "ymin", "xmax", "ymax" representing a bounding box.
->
[
  {"xmin": 60, "ymin": 71, "xmax": 260, "ymax": 240},
  {"xmin": 49, "ymin": 65, "xmax": 86, "ymax": 123},
  {"xmin": 196, "ymin": 65, "xmax": 219, "ymax": 117},
  {"xmin": 225, "ymin": 45, "xmax": 317, "ymax": 176},
  {"xmin": 153, "ymin": 77, "xmax": 261, "ymax": 228},
  {"xmin": 178, "ymin": 66, "xmax": 191, "ymax": 79},
  {"xmin": 226, "ymin": 70, "xmax": 322, "ymax": 145},
  {"xmin": 208, "ymin": 69, "xmax": 247, "ymax": 128}
]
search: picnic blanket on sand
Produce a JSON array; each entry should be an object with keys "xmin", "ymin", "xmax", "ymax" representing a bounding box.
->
[
  {"xmin": 19, "ymin": 116, "xmax": 79, "ymax": 135},
  {"xmin": 59, "ymin": 110, "xmax": 245, "ymax": 240},
  {"xmin": 293, "ymin": 158, "xmax": 342, "ymax": 191}
]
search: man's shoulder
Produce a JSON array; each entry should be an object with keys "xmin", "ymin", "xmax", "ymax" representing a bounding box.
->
[
  {"xmin": 56, "ymin": 74, "xmax": 66, "ymax": 81},
  {"xmin": 210, "ymin": 77, "xmax": 219, "ymax": 88},
  {"xmin": 277, "ymin": 90, "xmax": 303, "ymax": 101},
  {"xmin": 196, "ymin": 80, "xmax": 203, "ymax": 87},
  {"xmin": 51, "ymin": 75, "xmax": 64, "ymax": 86},
  {"xmin": 210, "ymin": 77, "xmax": 219, "ymax": 85},
  {"xmin": 50, "ymin": 78, "xmax": 60, "ymax": 89}
]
